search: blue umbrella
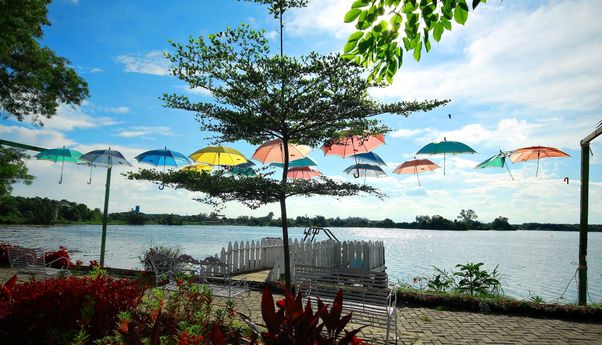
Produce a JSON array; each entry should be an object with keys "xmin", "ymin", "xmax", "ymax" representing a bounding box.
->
[
  {"xmin": 416, "ymin": 138, "xmax": 477, "ymax": 175},
  {"xmin": 343, "ymin": 163, "xmax": 387, "ymax": 178},
  {"xmin": 135, "ymin": 147, "xmax": 191, "ymax": 190},
  {"xmin": 350, "ymin": 152, "xmax": 386, "ymax": 166},
  {"xmin": 270, "ymin": 156, "xmax": 317, "ymax": 168},
  {"xmin": 80, "ymin": 148, "xmax": 132, "ymax": 267}
]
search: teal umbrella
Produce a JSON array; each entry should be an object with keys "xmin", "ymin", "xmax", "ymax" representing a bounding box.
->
[
  {"xmin": 475, "ymin": 150, "xmax": 514, "ymax": 180},
  {"xmin": 35, "ymin": 146, "xmax": 84, "ymax": 184},
  {"xmin": 270, "ymin": 156, "xmax": 317, "ymax": 168},
  {"xmin": 416, "ymin": 138, "xmax": 477, "ymax": 175}
]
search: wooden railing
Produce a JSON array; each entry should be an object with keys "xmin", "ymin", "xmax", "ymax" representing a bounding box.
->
[{"xmin": 213, "ymin": 238, "xmax": 385, "ymax": 282}]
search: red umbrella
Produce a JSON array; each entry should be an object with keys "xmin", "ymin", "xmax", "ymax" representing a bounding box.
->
[
  {"xmin": 252, "ymin": 139, "xmax": 312, "ymax": 163},
  {"xmin": 510, "ymin": 146, "xmax": 570, "ymax": 177},
  {"xmin": 393, "ymin": 159, "xmax": 440, "ymax": 186},
  {"xmin": 321, "ymin": 134, "xmax": 385, "ymax": 158},
  {"xmin": 287, "ymin": 167, "xmax": 321, "ymax": 180}
]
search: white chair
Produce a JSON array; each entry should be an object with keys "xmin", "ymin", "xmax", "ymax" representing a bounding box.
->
[{"xmin": 7, "ymin": 246, "xmax": 71, "ymax": 278}]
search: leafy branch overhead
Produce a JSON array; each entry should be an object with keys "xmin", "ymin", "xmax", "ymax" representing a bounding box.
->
[
  {"xmin": 163, "ymin": 25, "xmax": 447, "ymax": 147},
  {"xmin": 343, "ymin": 0, "xmax": 485, "ymax": 83},
  {"xmin": 125, "ymin": 169, "xmax": 384, "ymax": 209}
]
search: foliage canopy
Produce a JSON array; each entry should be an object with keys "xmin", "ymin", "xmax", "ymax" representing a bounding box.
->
[
  {"xmin": 342, "ymin": 0, "xmax": 485, "ymax": 83},
  {"xmin": 0, "ymin": 0, "xmax": 89, "ymax": 124},
  {"xmin": 0, "ymin": 146, "xmax": 34, "ymax": 197}
]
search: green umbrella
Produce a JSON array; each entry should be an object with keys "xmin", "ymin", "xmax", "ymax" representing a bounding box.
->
[
  {"xmin": 35, "ymin": 146, "xmax": 84, "ymax": 184},
  {"xmin": 475, "ymin": 150, "xmax": 514, "ymax": 180},
  {"xmin": 416, "ymin": 138, "xmax": 477, "ymax": 175}
]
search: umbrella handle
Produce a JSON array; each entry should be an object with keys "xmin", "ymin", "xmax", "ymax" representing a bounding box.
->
[
  {"xmin": 159, "ymin": 182, "xmax": 165, "ymax": 190},
  {"xmin": 353, "ymin": 170, "xmax": 360, "ymax": 178}
]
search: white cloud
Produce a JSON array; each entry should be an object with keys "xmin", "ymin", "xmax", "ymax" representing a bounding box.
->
[
  {"xmin": 0, "ymin": 125, "xmax": 75, "ymax": 149},
  {"xmin": 371, "ymin": 1, "xmax": 602, "ymax": 113},
  {"xmin": 177, "ymin": 85, "xmax": 212, "ymax": 97},
  {"xmin": 104, "ymin": 106, "xmax": 130, "ymax": 114},
  {"xmin": 115, "ymin": 126, "xmax": 174, "ymax": 138},
  {"xmin": 287, "ymin": 0, "xmax": 352, "ymax": 39},
  {"xmin": 389, "ymin": 128, "xmax": 423, "ymax": 138},
  {"xmin": 115, "ymin": 51, "xmax": 170, "ymax": 76},
  {"xmin": 89, "ymin": 68, "xmax": 103, "ymax": 73},
  {"xmin": 40, "ymin": 104, "xmax": 117, "ymax": 131}
]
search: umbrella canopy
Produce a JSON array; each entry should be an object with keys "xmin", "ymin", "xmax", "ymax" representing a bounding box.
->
[
  {"xmin": 343, "ymin": 163, "xmax": 387, "ymax": 178},
  {"xmin": 252, "ymin": 139, "xmax": 312, "ymax": 164},
  {"xmin": 35, "ymin": 147, "xmax": 84, "ymax": 184},
  {"xmin": 287, "ymin": 166, "xmax": 321, "ymax": 180},
  {"xmin": 350, "ymin": 152, "xmax": 387, "ymax": 166},
  {"xmin": 270, "ymin": 156, "xmax": 318, "ymax": 168},
  {"xmin": 80, "ymin": 149, "xmax": 133, "ymax": 167},
  {"xmin": 80, "ymin": 148, "xmax": 132, "ymax": 267},
  {"xmin": 416, "ymin": 138, "xmax": 477, "ymax": 175},
  {"xmin": 230, "ymin": 166, "xmax": 256, "ymax": 176},
  {"xmin": 182, "ymin": 164, "xmax": 213, "ymax": 173},
  {"xmin": 393, "ymin": 159, "xmax": 440, "ymax": 186},
  {"xmin": 510, "ymin": 146, "xmax": 570, "ymax": 176},
  {"xmin": 135, "ymin": 148, "xmax": 191, "ymax": 169},
  {"xmin": 475, "ymin": 151, "xmax": 514, "ymax": 180},
  {"xmin": 322, "ymin": 134, "xmax": 385, "ymax": 158},
  {"xmin": 189, "ymin": 146, "xmax": 248, "ymax": 166}
]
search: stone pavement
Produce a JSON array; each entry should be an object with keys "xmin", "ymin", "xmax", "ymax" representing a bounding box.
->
[{"xmin": 218, "ymin": 290, "xmax": 602, "ymax": 345}]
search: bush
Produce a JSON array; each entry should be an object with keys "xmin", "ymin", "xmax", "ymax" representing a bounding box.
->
[
  {"xmin": 44, "ymin": 246, "xmax": 76, "ymax": 268},
  {"xmin": 0, "ymin": 275, "xmax": 143, "ymax": 344}
]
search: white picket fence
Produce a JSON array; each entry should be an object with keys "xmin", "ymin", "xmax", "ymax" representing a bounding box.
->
[{"xmin": 213, "ymin": 238, "xmax": 385, "ymax": 282}]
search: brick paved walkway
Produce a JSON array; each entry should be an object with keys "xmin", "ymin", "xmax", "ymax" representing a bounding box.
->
[{"xmin": 220, "ymin": 290, "xmax": 602, "ymax": 345}]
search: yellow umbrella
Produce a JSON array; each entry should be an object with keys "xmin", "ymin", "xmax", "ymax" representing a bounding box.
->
[
  {"xmin": 182, "ymin": 163, "xmax": 213, "ymax": 173},
  {"xmin": 189, "ymin": 146, "xmax": 248, "ymax": 166}
]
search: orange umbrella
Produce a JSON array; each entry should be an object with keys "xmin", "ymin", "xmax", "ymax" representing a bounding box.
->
[
  {"xmin": 287, "ymin": 167, "xmax": 321, "ymax": 180},
  {"xmin": 321, "ymin": 134, "xmax": 385, "ymax": 158},
  {"xmin": 510, "ymin": 146, "xmax": 570, "ymax": 177},
  {"xmin": 393, "ymin": 159, "xmax": 440, "ymax": 186},
  {"xmin": 252, "ymin": 139, "xmax": 312, "ymax": 164}
]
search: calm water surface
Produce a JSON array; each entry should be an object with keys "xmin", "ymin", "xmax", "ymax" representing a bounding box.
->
[{"xmin": 1, "ymin": 225, "xmax": 600, "ymax": 303}]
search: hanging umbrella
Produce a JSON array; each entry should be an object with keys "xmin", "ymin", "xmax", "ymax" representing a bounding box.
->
[
  {"xmin": 393, "ymin": 159, "xmax": 440, "ymax": 186},
  {"xmin": 322, "ymin": 134, "xmax": 385, "ymax": 158},
  {"xmin": 510, "ymin": 146, "xmax": 570, "ymax": 177},
  {"xmin": 182, "ymin": 163, "xmax": 213, "ymax": 173},
  {"xmin": 135, "ymin": 147, "xmax": 192, "ymax": 189},
  {"xmin": 235, "ymin": 161, "xmax": 256, "ymax": 168},
  {"xmin": 252, "ymin": 139, "xmax": 312, "ymax": 164},
  {"xmin": 34, "ymin": 146, "xmax": 83, "ymax": 184},
  {"xmin": 270, "ymin": 156, "xmax": 318, "ymax": 168},
  {"xmin": 287, "ymin": 167, "xmax": 321, "ymax": 180},
  {"xmin": 189, "ymin": 146, "xmax": 248, "ymax": 166},
  {"xmin": 350, "ymin": 152, "xmax": 387, "ymax": 166},
  {"xmin": 344, "ymin": 163, "xmax": 387, "ymax": 178},
  {"xmin": 231, "ymin": 166, "xmax": 257, "ymax": 176},
  {"xmin": 475, "ymin": 150, "xmax": 514, "ymax": 180},
  {"xmin": 80, "ymin": 148, "xmax": 133, "ymax": 267},
  {"xmin": 416, "ymin": 138, "xmax": 477, "ymax": 175}
]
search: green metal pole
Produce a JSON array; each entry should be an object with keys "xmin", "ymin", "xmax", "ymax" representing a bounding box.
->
[
  {"xmin": 578, "ymin": 143, "xmax": 589, "ymax": 306},
  {"xmin": 99, "ymin": 166, "xmax": 112, "ymax": 266}
]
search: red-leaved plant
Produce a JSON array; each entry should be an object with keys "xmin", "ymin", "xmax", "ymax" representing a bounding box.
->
[
  {"xmin": 44, "ymin": 245, "xmax": 76, "ymax": 268},
  {"xmin": 0, "ymin": 275, "xmax": 143, "ymax": 344},
  {"xmin": 255, "ymin": 288, "xmax": 369, "ymax": 345}
]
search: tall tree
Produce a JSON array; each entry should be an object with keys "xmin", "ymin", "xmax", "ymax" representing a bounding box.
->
[
  {"xmin": 0, "ymin": 0, "xmax": 89, "ymax": 125},
  {"xmin": 128, "ymin": 0, "xmax": 447, "ymax": 290},
  {"xmin": 0, "ymin": 146, "xmax": 34, "ymax": 197},
  {"xmin": 343, "ymin": 0, "xmax": 485, "ymax": 83}
]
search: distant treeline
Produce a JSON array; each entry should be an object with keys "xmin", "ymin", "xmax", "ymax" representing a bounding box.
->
[{"xmin": 1, "ymin": 196, "xmax": 600, "ymax": 232}]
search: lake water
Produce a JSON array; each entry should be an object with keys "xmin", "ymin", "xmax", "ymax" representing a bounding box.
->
[{"xmin": 1, "ymin": 224, "xmax": 600, "ymax": 303}]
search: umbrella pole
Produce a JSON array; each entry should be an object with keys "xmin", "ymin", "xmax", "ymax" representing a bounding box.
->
[
  {"xmin": 99, "ymin": 166, "xmax": 112, "ymax": 266},
  {"xmin": 159, "ymin": 159, "xmax": 166, "ymax": 190},
  {"xmin": 505, "ymin": 162, "xmax": 514, "ymax": 181},
  {"xmin": 87, "ymin": 164, "xmax": 93, "ymax": 184},
  {"xmin": 444, "ymin": 153, "xmax": 446, "ymax": 176},
  {"xmin": 416, "ymin": 166, "xmax": 421, "ymax": 187},
  {"xmin": 59, "ymin": 156, "xmax": 64, "ymax": 184},
  {"xmin": 536, "ymin": 152, "xmax": 540, "ymax": 177}
]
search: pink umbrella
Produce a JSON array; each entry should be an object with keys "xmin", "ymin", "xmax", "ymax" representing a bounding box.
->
[
  {"xmin": 287, "ymin": 167, "xmax": 321, "ymax": 180},
  {"xmin": 393, "ymin": 159, "xmax": 440, "ymax": 186},
  {"xmin": 252, "ymin": 139, "xmax": 312, "ymax": 163},
  {"xmin": 321, "ymin": 134, "xmax": 385, "ymax": 158}
]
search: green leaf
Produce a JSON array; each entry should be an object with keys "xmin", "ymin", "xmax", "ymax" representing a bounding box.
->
[
  {"xmin": 344, "ymin": 9, "xmax": 362, "ymax": 23},
  {"xmin": 351, "ymin": 0, "xmax": 369, "ymax": 9},
  {"xmin": 344, "ymin": 41, "xmax": 358, "ymax": 53},
  {"xmin": 433, "ymin": 22, "xmax": 444, "ymax": 42},
  {"xmin": 454, "ymin": 4, "xmax": 469, "ymax": 25},
  {"xmin": 413, "ymin": 41, "xmax": 422, "ymax": 61},
  {"xmin": 441, "ymin": 17, "xmax": 452, "ymax": 30},
  {"xmin": 390, "ymin": 13, "xmax": 403, "ymax": 28}
]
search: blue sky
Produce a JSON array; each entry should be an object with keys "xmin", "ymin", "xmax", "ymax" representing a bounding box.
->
[{"xmin": 2, "ymin": 0, "xmax": 601, "ymax": 224}]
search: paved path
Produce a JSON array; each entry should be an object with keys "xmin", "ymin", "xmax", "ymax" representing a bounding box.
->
[{"xmin": 220, "ymin": 290, "xmax": 602, "ymax": 345}]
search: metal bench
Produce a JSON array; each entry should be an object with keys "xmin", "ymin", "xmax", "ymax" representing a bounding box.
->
[
  {"xmin": 294, "ymin": 264, "xmax": 398, "ymax": 344},
  {"xmin": 7, "ymin": 246, "xmax": 71, "ymax": 278}
]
